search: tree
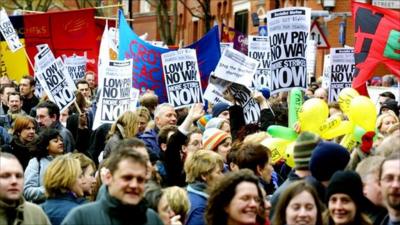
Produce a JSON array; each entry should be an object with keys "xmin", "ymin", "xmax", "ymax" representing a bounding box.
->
[
  {"xmin": 179, "ymin": 0, "xmax": 213, "ymax": 33},
  {"xmin": 145, "ymin": 0, "xmax": 178, "ymax": 45},
  {"xmin": 1, "ymin": 0, "xmax": 55, "ymax": 11}
]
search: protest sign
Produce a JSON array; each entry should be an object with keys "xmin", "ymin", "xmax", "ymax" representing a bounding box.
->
[
  {"xmin": 221, "ymin": 24, "xmax": 248, "ymax": 55},
  {"xmin": 328, "ymin": 48, "xmax": 355, "ymax": 102},
  {"xmin": 322, "ymin": 54, "xmax": 331, "ymax": 89},
  {"xmin": 36, "ymin": 57, "xmax": 77, "ymax": 112},
  {"xmin": 34, "ymin": 44, "xmax": 55, "ymax": 71},
  {"xmin": 64, "ymin": 55, "xmax": 87, "ymax": 81},
  {"xmin": 203, "ymin": 82, "xmax": 232, "ymax": 105},
  {"xmin": 230, "ymin": 83, "xmax": 260, "ymax": 124},
  {"xmin": 162, "ymin": 49, "xmax": 204, "ymax": 109},
  {"xmin": 248, "ymin": 35, "xmax": 271, "ymax": 89},
  {"xmin": 220, "ymin": 42, "xmax": 233, "ymax": 54},
  {"xmin": 0, "ymin": 8, "xmax": 22, "ymax": 52},
  {"xmin": 204, "ymin": 75, "xmax": 232, "ymax": 105},
  {"xmin": 214, "ymin": 47, "xmax": 259, "ymax": 88},
  {"xmin": 93, "ymin": 59, "xmax": 134, "ymax": 130},
  {"xmin": 267, "ymin": 7, "xmax": 311, "ymax": 94},
  {"xmin": 306, "ymin": 39, "xmax": 317, "ymax": 78}
]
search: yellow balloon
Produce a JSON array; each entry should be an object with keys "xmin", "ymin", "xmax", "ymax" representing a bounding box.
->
[
  {"xmin": 321, "ymin": 120, "xmax": 354, "ymax": 140},
  {"xmin": 318, "ymin": 115, "xmax": 342, "ymax": 135},
  {"xmin": 347, "ymin": 96, "xmax": 377, "ymax": 131},
  {"xmin": 298, "ymin": 98, "xmax": 329, "ymax": 133},
  {"xmin": 285, "ymin": 142, "xmax": 295, "ymax": 168},
  {"xmin": 340, "ymin": 133, "xmax": 357, "ymax": 151},
  {"xmin": 338, "ymin": 88, "xmax": 359, "ymax": 113},
  {"xmin": 261, "ymin": 138, "xmax": 291, "ymax": 164}
]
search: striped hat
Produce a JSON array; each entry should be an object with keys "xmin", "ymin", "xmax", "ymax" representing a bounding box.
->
[
  {"xmin": 293, "ymin": 132, "xmax": 321, "ymax": 170},
  {"xmin": 202, "ymin": 128, "xmax": 230, "ymax": 151},
  {"xmin": 197, "ymin": 114, "xmax": 212, "ymax": 132}
]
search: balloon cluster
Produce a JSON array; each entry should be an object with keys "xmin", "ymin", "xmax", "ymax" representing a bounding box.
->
[{"xmin": 264, "ymin": 88, "xmax": 377, "ymax": 167}]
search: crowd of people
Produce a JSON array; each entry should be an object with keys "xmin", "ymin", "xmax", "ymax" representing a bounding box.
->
[{"xmin": 0, "ymin": 72, "xmax": 399, "ymax": 225}]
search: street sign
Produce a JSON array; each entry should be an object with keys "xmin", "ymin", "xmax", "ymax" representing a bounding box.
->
[
  {"xmin": 310, "ymin": 20, "xmax": 330, "ymax": 49},
  {"xmin": 258, "ymin": 25, "xmax": 267, "ymax": 36}
]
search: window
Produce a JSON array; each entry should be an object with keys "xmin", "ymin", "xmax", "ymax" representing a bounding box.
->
[
  {"xmin": 140, "ymin": 0, "xmax": 151, "ymax": 13},
  {"xmin": 234, "ymin": 10, "xmax": 248, "ymax": 35}
]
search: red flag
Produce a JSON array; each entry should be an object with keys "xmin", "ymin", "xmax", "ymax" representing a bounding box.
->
[
  {"xmin": 351, "ymin": 1, "xmax": 400, "ymax": 95},
  {"xmin": 23, "ymin": 9, "xmax": 99, "ymax": 74}
]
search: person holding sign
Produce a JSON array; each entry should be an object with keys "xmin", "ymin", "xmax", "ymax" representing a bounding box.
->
[{"xmin": 19, "ymin": 76, "xmax": 39, "ymax": 115}]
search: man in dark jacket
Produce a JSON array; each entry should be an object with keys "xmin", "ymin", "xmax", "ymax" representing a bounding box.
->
[{"xmin": 61, "ymin": 145, "xmax": 163, "ymax": 225}]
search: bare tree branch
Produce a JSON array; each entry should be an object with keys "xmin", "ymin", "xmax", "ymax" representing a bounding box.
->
[{"xmin": 178, "ymin": 0, "xmax": 203, "ymax": 19}]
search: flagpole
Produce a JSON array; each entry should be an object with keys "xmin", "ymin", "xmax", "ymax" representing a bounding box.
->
[
  {"xmin": 94, "ymin": 4, "xmax": 123, "ymax": 9},
  {"xmin": 23, "ymin": 48, "xmax": 35, "ymax": 72},
  {"xmin": 95, "ymin": 16, "xmax": 134, "ymax": 22}
]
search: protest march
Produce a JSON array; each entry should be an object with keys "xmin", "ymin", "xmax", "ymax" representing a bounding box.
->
[{"xmin": 0, "ymin": 1, "xmax": 399, "ymax": 225}]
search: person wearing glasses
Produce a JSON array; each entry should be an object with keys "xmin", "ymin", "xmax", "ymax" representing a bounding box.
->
[{"xmin": 379, "ymin": 152, "xmax": 400, "ymax": 225}]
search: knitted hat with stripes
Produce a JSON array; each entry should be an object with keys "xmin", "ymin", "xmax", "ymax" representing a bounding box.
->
[
  {"xmin": 202, "ymin": 128, "xmax": 230, "ymax": 151},
  {"xmin": 293, "ymin": 132, "xmax": 321, "ymax": 170}
]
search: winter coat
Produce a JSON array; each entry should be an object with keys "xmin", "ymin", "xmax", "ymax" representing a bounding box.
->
[
  {"xmin": 0, "ymin": 197, "xmax": 51, "ymax": 225},
  {"xmin": 186, "ymin": 182, "xmax": 209, "ymax": 225},
  {"xmin": 61, "ymin": 187, "xmax": 163, "ymax": 225},
  {"xmin": 23, "ymin": 156, "xmax": 54, "ymax": 203},
  {"xmin": 41, "ymin": 192, "xmax": 86, "ymax": 225}
]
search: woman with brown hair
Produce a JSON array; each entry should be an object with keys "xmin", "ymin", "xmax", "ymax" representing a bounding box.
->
[
  {"xmin": 2, "ymin": 115, "xmax": 38, "ymax": 169},
  {"xmin": 205, "ymin": 169, "xmax": 266, "ymax": 225},
  {"xmin": 271, "ymin": 180, "xmax": 324, "ymax": 225}
]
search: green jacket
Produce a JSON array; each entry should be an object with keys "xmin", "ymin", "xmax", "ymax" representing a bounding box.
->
[
  {"xmin": 0, "ymin": 197, "xmax": 51, "ymax": 225},
  {"xmin": 61, "ymin": 187, "xmax": 163, "ymax": 225}
]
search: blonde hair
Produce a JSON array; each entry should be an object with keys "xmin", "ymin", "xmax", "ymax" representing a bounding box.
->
[
  {"xmin": 44, "ymin": 154, "xmax": 82, "ymax": 198},
  {"xmin": 163, "ymin": 186, "xmax": 190, "ymax": 222},
  {"xmin": 376, "ymin": 111, "xmax": 399, "ymax": 132},
  {"xmin": 108, "ymin": 111, "xmax": 139, "ymax": 138},
  {"xmin": 71, "ymin": 152, "xmax": 96, "ymax": 171},
  {"xmin": 136, "ymin": 106, "xmax": 151, "ymax": 122},
  {"xmin": 243, "ymin": 132, "xmax": 271, "ymax": 145},
  {"xmin": 184, "ymin": 150, "xmax": 224, "ymax": 183}
]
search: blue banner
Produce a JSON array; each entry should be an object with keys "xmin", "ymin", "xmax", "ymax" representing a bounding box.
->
[{"xmin": 118, "ymin": 10, "xmax": 221, "ymax": 103}]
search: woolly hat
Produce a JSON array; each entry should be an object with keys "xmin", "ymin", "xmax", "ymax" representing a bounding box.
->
[
  {"xmin": 212, "ymin": 102, "xmax": 230, "ymax": 118},
  {"xmin": 309, "ymin": 142, "xmax": 350, "ymax": 182},
  {"xmin": 380, "ymin": 99, "xmax": 399, "ymax": 116},
  {"xmin": 326, "ymin": 170, "xmax": 364, "ymax": 206},
  {"xmin": 197, "ymin": 114, "xmax": 212, "ymax": 132},
  {"xmin": 202, "ymin": 128, "xmax": 230, "ymax": 151},
  {"xmin": 205, "ymin": 118, "xmax": 226, "ymax": 130},
  {"xmin": 293, "ymin": 132, "xmax": 321, "ymax": 170}
]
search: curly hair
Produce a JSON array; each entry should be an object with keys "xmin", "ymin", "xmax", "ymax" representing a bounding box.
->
[
  {"xmin": 205, "ymin": 169, "xmax": 265, "ymax": 225},
  {"xmin": 35, "ymin": 128, "xmax": 62, "ymax": 159}
]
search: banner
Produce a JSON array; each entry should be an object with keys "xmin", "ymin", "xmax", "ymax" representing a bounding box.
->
[
  {"xmin": 214, "ymin": 47, "xmax": 259, "ymax": 88},
  {"xmin": 0, "ymin": 8, "xmax": 23, "ymax": 52},
  {"xmin": 118, "ymin": 10, "xmax": 220, "ymax": 103},
  {"xmin": 267, "ymin": 7, "xmax": 311, "ymax": 94},
  {"xmin": 248, "ymin": 35, "xmax": 271, "ymax": 89},
  {"xmin": 64, "ymin": 54, "xmax": 87, "ymax": 81},
  {"xmin": 328, "ymin": 48, "xmax": 355, "ymax": 102},
  {"xmin": 36, "ymin": 57, "xmax": 77, "ymax": 112},
  {"xmin": 351, "ymin": 2, "xmax": 400, "ymax": 95},
  {"xmin": 1, "ymin": 9, "xmax": 99, "ymax": 82},
  {"xmin": 230, "ymin": 83, "xmax": 260, "ymax": 124},
  {"xmin": 306, "ymin": 39, "xmax": 317, "ymax": 77},
  {"xmin": 93, "ymin": 59, "xmax": 134, "ymax": 130},
  {"xmin": 221, "ymin": 24, "xmax": 248, "ymax": 55},
  {"xmin": 162, "ymin": 49, "xmax": 203, "ymax": 109}
]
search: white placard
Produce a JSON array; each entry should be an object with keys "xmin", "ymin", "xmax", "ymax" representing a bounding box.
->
[
  {"xmin": 0, "ymin": 8, "xmax": 22, "ymax": 52},
  {"xmin": 36, "ymin": 57, "xmax": 77, "ymax": 112},
  {"xmin": 328, "ymin": 48, "xmax": 355, "ymax": 102},
  {"xmin": 214, "ymin": 47, "xmax": 259, "ymax": 88},
  {"xmin": 220, "ymin": 42, "xmax": 234, "ymax": 54},
  {"xmin": 64, "ymin": 55, "xmax": 87, "ymax": 81},
  {"xmin": 248, "ymin": 35, "xmax": 271, "ymax": 90},
  {"xmin": 162, "ymin": 49, "xmax": 203, "ymax": 109},
  {"xmin": 93, "ymin": 59, "xmax": 134, "ymax": 130},
  {"xmin": 267, "ymin": 7, "xmax": 311, "ymax": 94},
  {"xmin": 321, "ymin": 54, "xmax": 331, "ymax": 89}
]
